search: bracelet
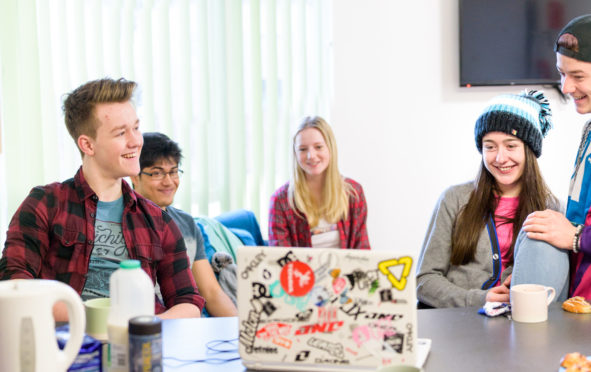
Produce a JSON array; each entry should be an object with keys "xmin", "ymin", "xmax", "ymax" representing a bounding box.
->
[{"xmin": 573, "ymin": 224, "xmax": 584, "ymax": 253}]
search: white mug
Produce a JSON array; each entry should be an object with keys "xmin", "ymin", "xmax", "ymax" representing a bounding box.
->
[
  {"xmin": 0, "ymin": 279, "xmax": 85, "ymax": 372},
  {"xmin": 510, "ymin": 284, "xmax": 555, "ymax": 323}
]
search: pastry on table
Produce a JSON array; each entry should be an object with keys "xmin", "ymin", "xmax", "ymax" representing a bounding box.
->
[
  {"xmin": 562, "ymin": 296, "xmax": 591, "ymax": 314},
  {"xmin": 561, "ymin": 352, "xmax": 591, "ymax": 371}
]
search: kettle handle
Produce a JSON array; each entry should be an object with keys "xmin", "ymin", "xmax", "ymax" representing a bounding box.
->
[{"xmin": 51, "ymin": 283, "xmax": 86, "ymax": 371}]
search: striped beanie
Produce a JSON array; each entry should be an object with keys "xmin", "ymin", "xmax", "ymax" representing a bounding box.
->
[{"xmin": 474, "ymin": 90, "xmax": 553, "ymax": 158}]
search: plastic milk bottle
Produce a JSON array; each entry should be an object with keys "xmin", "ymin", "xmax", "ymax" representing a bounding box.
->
[{"xmin": 107, "ymin": 260, "xmax": 154, "ymax": 372}]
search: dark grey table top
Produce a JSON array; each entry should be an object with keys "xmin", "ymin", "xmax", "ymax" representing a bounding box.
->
[
  {"xmin": 157, "ymin": 304, "xmax": 591, "ymax": 371},
  {"xmin": 418, "ymin": 303, "xmax": 591, "ymax": 371}
]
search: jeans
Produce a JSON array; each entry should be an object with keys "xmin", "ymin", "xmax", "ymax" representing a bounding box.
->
[{"xmin": 512, "ymin": 230, "xmax": 570, "ymax": 302}]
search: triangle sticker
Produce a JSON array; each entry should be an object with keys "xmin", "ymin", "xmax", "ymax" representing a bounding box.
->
[{"xmin": 378, "ymin": 256, "xmax": 413, "ymax": 291}]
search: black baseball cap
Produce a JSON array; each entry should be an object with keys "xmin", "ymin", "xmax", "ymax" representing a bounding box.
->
[{"xmin": 555, "ymin": 14, "xmax": 591, "ymax": 63}]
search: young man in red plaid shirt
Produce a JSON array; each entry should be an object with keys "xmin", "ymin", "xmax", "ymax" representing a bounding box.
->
[{"xmin": 0, "ymin": 78, "xmax": 204, "ymax": 320}]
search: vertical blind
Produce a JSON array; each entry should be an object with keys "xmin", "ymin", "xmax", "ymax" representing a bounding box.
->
[{"xmin": 0, "ymin": 0, "xmax": 333, "ymax": 245}]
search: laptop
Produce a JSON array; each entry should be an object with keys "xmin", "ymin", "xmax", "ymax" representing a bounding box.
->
[{"xmin": 237, "ymin": 246, "xmax": 427, "ymax": 371}]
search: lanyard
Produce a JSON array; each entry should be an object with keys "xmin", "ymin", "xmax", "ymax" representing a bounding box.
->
[{"xmin": 481, "ymin": 216, "xmax": 501, "ymax": 290}]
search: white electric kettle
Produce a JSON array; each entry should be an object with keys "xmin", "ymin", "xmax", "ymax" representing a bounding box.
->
[{"xmin": 0, "ymin": 279, "xmax": 85, "ymax": 372}]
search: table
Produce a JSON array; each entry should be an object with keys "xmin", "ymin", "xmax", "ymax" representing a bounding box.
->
[
  {"xmin": 417, "ymin": 303, "xmax": 591, "ymax": 371},
  {"xmin": 163, "ymin": 317, "xmax": 244, "ymax": 372},
  {"xmin": 160, "ymin": 304, "xmax": 591, "ymax": 371}
]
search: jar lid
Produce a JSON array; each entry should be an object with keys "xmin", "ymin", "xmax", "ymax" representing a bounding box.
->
[
  {"xmin": 120, "ymin": 260, "xmax": 141, "ymax": 270},
  {"xmin": 129, "ymin": 316, "xmax": 162, "ymax": 335}
]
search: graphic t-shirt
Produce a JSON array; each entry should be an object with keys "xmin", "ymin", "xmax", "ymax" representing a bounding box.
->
[{"xmin": 81, "ymin": 197, "xmax": 129, "ymax": 300}]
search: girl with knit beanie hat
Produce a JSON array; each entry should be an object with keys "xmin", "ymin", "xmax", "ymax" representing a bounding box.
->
[{"xmin": 416, "ymin": 90, "xmax": 562, "ymax": 308}]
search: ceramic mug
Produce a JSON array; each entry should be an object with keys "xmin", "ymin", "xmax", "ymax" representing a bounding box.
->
[
  {"xmin": 510, "ymin": 284, "xmax": 555, "ymax": 323},
  {"xmin": 84, "ymin": 297, "xmax": 110, "ymax": 340}
]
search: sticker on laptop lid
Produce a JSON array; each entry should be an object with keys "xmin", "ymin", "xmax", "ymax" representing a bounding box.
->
[{"xmin": 280, "ymin": 261, "xmax": 315, "ymax": 297}]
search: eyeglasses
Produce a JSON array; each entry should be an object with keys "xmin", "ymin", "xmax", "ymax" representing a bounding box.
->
[{"xmin": 140, "ymin": 169, "xmax": 183, "ymax": 180}]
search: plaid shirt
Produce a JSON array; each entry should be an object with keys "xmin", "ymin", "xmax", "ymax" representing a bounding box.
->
[
  {"xmin": 0, "ymin": 167, "xmax": 204, "ymax": 314},
  {"xmin": 268, "ymin": 178, "xmax": 370, "ymax": 249}
]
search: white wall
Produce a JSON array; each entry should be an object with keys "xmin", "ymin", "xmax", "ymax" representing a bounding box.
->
[{"xmin": 331, "ymin": 0, "xmax": 589, "ymax": 255}]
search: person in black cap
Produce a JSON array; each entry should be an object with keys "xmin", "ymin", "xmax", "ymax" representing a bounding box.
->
[
  {"xmin": 513, "ymin": 14, "xmax": 591, "ymax": 301},
  {"xmin": 416, "ymin": 90, "xmax": 560, "ymax": 308}
]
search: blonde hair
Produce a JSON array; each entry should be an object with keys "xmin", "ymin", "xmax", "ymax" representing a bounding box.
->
[
  {"xmin": 288, "ymin": 116, "xmax": 355, "ymax": 227},
  {"xmin": 63, "ymin": 78, "xmax": 137, "ymax": 156}
]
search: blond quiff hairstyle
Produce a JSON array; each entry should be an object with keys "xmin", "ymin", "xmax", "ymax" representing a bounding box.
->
[
  {"xmin": 62, "ymin": 77, "xmax": 137, "ymax": 156},
  {"xmin": 288, "ymin": 116, "xmax": 355, "ymax": 228}
]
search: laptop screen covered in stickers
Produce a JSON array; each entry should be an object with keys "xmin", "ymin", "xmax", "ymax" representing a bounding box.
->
[{"xmin": 237, "ymin": 246, "xmax": 418, "ymax": 371}]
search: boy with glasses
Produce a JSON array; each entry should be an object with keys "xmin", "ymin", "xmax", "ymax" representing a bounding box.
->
[
  {"xmin": 131, "ymin": 132, "xmax": 238, "ymax": 317},
  {"xmin": 0, "ymin": 78, "xmax": 204, "ymax": 320}
]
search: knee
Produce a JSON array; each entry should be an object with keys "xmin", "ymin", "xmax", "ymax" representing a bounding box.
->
[
  {"xmin": 514, "ymin": 238, "xmax": 569, "ymax": 270},
  {"xmin": 515, "ymin": 232, "xmax": 562, "ymax": 256}
]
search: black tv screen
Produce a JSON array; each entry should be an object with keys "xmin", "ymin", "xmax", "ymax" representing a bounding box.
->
[{"xmin": 459, "ymin": 0, "xmax": 591, "ymax": 87}]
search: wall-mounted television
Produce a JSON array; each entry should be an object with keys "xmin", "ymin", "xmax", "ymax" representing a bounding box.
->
[{"xmin": 459, "ymin": 0, "xmax": 591, "ymax": 87}]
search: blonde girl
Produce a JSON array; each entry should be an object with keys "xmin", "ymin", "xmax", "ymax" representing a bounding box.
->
[{"xmin": 268, "ymin": 116, "xmax": 370, "ymax": 249}]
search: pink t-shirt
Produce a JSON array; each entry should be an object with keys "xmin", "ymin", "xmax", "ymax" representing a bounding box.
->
[
  {"xmin": 570, "ymin": 208, "xmax": 591, "ymax": 298},
  {"xmin": 494, "ymin": 196, "xmax": 519, "ymax": 276}
]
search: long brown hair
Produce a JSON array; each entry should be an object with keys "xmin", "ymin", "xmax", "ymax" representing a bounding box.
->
[{"xmin": 450, "ymin": 145, "xmax": 557, "ymax": 265}]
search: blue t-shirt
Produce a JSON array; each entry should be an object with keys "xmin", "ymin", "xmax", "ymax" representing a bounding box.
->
[{"xmin": 81, "ymin": 196, "xmax": 129, "ymax": 300}]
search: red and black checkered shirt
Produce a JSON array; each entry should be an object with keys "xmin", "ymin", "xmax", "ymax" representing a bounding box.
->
[
  {"xmin": 0, "ymin": 167, "xmax": 204, "ymax": 314},
  {"xmin": 268, "ymin": 178, "xmax": 370, "ymax": 249}
]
